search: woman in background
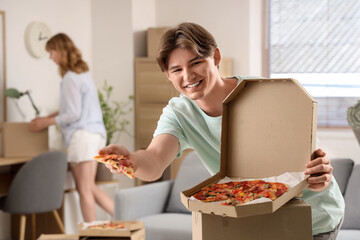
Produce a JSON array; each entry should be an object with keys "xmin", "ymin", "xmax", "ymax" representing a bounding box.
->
[{"xmin": 29, "ymin": 33, "xmax": 114, "ymax": 222}]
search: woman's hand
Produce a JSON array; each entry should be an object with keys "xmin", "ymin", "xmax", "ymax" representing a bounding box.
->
[
  {"xmin": 29, "ymin": 117, "xmax": 54, "ymax": 131},
  {"xmin": 304, "ymin": 148, "xmax": 333, "ymax": 192}
]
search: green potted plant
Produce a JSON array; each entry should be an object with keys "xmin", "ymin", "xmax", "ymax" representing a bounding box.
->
[
  {"xmin": 98, "ymin": 80, "xmax": 134, "ymax": 145},
  {"xmin": 347, "ymin": 101, "xmax": 360, "ymax": 146}
]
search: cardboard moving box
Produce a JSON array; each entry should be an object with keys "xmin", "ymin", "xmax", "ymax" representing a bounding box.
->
[
  {"xmin": 147, "ymin": 27, "xmax": 171, "ymax": 57},
  {"xmin": 1, "ymin": 122, "xmax": 49, "ymax": 158},
  {"xmin": 192, "ymin": 198, "xmax": 313, "ymax": 240},
  {"xmin": 181, "ymin": 78, "xmax": 317, "ymax": 218}
]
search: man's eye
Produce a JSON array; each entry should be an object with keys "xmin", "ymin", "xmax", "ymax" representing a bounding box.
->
[
  {"xmin": 192, "ymin": 61, "xmax": 202, "ymax": 66},
  {"xmin": 172, "ymin": 69, "xmax": 181, "ymax": 73}
]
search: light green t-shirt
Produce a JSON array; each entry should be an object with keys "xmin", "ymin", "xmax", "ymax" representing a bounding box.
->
[{"xmin": 153, "ymin": 76, "xmax": 345, "ymax": 235}]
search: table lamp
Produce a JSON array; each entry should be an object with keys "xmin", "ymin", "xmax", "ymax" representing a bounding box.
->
[{"xmin": 5, "ymin": 88, "xmax": 40, "ymax": 116}]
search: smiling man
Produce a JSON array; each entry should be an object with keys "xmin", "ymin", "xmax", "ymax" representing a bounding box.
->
[{"xmin": 99, "ymin": 22, "xmax": 344, "ymax": 239}]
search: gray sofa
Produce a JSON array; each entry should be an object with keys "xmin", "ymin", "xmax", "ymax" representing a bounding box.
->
[
  {"xmin": 114, "ymin": 153, "xmax": 360, "ymax": 240},
  {"xmin": 332, "ymin": 158, "xmax": 360, "ymax": 240}
]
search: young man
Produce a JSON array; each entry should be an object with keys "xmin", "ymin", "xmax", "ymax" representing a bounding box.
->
[{"xmin": 100, "ymin": 22, "xmax": 344, "ymax": 239}]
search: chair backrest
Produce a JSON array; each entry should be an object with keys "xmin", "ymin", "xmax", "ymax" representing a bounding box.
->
[
  {"xmin": 165, "ymin": 151, "xmax": 211, "ymax": 213},
  {"xmin": 331, "ymin": 158, "xmax": 354, "ymax": 195},
  {"xmin": 3, "ymin": 151, "xmax": 67, "ymax": 214}
]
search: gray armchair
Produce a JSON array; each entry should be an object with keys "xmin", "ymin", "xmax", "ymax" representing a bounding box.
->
[{"xmin": 114, "ymin": 151, "xmax": 210, "ymax": 240}]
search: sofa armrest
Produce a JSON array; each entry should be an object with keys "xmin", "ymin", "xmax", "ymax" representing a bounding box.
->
[{"xmin": 114, "ymin": 180, "xmax": 174, "ymax": 220}]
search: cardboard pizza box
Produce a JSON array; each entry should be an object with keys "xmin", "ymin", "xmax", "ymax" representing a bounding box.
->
[
  {"xmin": 192, "ymin": 198, "xmax": 312, "ymax": 240},
  {"xmin": 1, "ymin": 122, "xmax": 49, "ymax": 158},
  {"xmin": 181, "ymin": 78, "xmax": 317, "ymax": 218},
  {"xmin": 37, "ymin": 234, "xmax": 78, "ymax": 240},
  {"xmin": 78, "ymin": 220, "xmax": 144, "ymax": 239}
]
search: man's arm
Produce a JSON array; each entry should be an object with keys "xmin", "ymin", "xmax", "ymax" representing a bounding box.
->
[{"xmin": 99, "ymin": 134, "xmax": 180, "ymax": 182}]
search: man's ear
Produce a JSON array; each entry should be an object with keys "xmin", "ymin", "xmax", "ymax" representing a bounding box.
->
[
  {"xmin": 165, "ymin": 71, "xmax": 171, "ymax": 81},
  {"xmin": 213, "ymin": 48, "xmax": 221, "ymax": 67}
]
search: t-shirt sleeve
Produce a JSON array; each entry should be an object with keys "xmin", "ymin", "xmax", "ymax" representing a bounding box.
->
[{"xmin": 153, "ymin": 104, "xmax": 191, "ymax": 157}]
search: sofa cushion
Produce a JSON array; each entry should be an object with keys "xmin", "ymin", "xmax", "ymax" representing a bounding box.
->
[
  {"xmin": 342, "ymin": 164, "xmax": 360, "ymax": 229},
  {"xmin": 331, "ymin": 158, "xmax": 354, "ymax": 195},
  {"xmin": 166, "ymin": 151, "xmax": 211, "ymax": 213},
  {"xmin": 139, "ymin": 213, "xmax": 192, "ymax": 240},
  {"xmin": 337, "ymin": 229, "xmax": 360, "ymax": 240},
  {"xmin": 114, "ymin": 180, "xmax": 173, "ymax": 220}
]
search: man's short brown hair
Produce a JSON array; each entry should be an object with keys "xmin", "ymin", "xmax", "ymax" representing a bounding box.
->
[{"xmin": 156, "ymin": 22, "xmax": 218, "ymax": 72}]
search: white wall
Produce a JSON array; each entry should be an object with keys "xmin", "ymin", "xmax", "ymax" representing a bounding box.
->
[
  {"xmin": 91, "ymin": 0, "xmax": 135, "ymax": 151},
  {"xmin": 132, "ymin": 0, "xmax": 156, "ymax": 57},
  {"xmin": 318, "ymin": 128, "xmax": 360, "ymax": 163}
]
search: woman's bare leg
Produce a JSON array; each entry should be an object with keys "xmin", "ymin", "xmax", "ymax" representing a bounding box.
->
[
  {"xmin": 71, "ymin": 161, "xmax": 97, "ymax": 222},
  {"xmin": 71, "ymin": 161, "xmax": 114, "ymax": 222},
  {"xmin": 90, "ymin": 161, "xmax": 114, "ymax": 216}
]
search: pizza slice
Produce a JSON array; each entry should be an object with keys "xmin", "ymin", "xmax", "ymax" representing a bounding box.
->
[
  {"xmin": 87, "ymin": 222, "xmax": 125, "ymax": 230},
  {"xmin": 94, "ymin": 154, "xmax": 135, "ymax": 179}
]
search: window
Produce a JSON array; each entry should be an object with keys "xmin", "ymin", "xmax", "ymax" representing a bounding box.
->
[{"xmin": 268, "ymin": 0, "xmax": 360, "ymax": 127}]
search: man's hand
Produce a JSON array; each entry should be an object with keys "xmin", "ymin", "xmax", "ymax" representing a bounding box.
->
[
  {"xmin": 304, "ymin": 148, "xmax": 332, "ymax": 192},
  {"xmin": 98, "ymin": 144, "xmax": 134, "ymax": 175}
]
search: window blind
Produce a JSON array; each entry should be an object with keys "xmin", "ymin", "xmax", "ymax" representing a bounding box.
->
[{"xmin": 269, "ymin": 0, "xmax": 360, "ymax": 127}]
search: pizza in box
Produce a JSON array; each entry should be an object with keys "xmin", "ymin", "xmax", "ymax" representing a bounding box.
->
[{"xmin": 192, "ymin": 179, "xmax": 289, "ymax": 206}]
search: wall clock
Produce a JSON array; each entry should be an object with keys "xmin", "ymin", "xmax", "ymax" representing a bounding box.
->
[{"xmin": 25, "ymin": 21, "xmax": 52, "ymax": 58}]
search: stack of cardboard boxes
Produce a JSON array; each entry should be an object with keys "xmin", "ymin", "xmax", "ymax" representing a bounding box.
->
[{"xmin": 181, "ymin": 78, "xmax": 317, "ymax": 239}]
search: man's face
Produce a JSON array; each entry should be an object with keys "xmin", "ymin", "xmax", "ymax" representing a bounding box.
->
[{"xmin": 165, "ymin": 48, "xmax": 219, "ymax": 101}]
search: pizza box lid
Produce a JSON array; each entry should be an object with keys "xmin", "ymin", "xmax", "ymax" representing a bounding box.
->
[
  {"xmin": 78, "ymin": 220, "xmax": 144, "ymax": 237},
  {"xmin": 181, "ymin": 78, "xmax": 317, "ymax": 218}
]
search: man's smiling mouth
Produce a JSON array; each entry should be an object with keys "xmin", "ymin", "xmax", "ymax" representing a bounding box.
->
[{"xmin": 185, "ymin": 81, "xmax": 201, "ymax": 88}]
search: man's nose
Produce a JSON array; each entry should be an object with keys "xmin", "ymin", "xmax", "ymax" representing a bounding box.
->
[{"xmin": 183, "ymin": 68, "xmax": 195, "ymax": 81}]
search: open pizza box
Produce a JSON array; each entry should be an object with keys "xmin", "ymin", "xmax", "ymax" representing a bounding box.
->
[
  {"xmin": 78, "ymin": 220, "xmax": 144, "ymax": 238},
  {"xmin": 181, "ymin": 78, "xmax": 317, "ymax": 218}
]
